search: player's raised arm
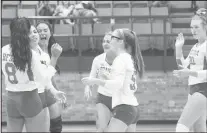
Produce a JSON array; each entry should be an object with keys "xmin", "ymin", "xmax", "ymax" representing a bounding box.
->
[{"xmin": 175, "ymin": 33, "xmax": 191, "ymax": 68}]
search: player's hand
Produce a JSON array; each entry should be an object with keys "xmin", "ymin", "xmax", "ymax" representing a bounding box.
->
[
  {"xmin": 98, "ymin": 70, "xmax": 110, "ymax": 80},
  {"xmin": 175, "ymin": 33, "xmax": 185, "ymax": 48},
  {"xmin": 54, "ymin": 90, "xmax": 66, "ymax": 103},
  {"xmin": 84, "ymin": 86, "xmax": 92, "ymax": 100},
  {"xmin": 51, "ymin": 43, "xmax": 62, "ymax": 58},
  {"xmin": 82, "ymin": 77, "xmax": 100, "ymax": 86},
  {"xmin": 173, "ymin": 65, "xmax": 190, "ymax": 77}
]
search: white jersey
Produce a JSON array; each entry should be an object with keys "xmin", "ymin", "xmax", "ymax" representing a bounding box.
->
[
  {"xmin": 2, "ymin": 44, "xmax": 56, "ymax": 92},
  {"xmin": 104, "ymin": 53, "xmax": 139, "ymax": 108},
  {"xmin": 36, "ymin": 46, "xmax": 51, "ymax": 93},
  {"xmin": 183, "ymin": 41, "xmax": 207, "ymax": 85},
  {"xmin": 90, "ymin": 53, "xmax": 113, "ymax": 97}
]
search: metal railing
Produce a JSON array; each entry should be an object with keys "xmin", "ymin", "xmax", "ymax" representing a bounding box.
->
[{"xmin": 2, "ymin": 15, "xmax": 193, "ymax": 72}]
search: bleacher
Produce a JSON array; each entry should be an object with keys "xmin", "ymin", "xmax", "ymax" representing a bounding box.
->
[{"xmin": 2, "ymin": 1, "xmax": 205, "ymax": 72}]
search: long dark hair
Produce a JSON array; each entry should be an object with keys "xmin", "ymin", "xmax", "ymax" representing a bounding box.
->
[
  {"xmin": 121, "ymin": 29, "xmax": 145, "ymax": 79},
  {"xmin": 10, "ymin": 17, "xmax": 32, "ymax": 72},
  {"xmin": 36, "ymin": 21, "xmax": 60, "ymax": 74}
]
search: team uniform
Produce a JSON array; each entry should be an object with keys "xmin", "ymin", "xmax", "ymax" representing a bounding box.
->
[
  {"xmin": 90, "ymin": 53, "xmax": 113, "ymax": 111},
  {"xmin": 104, "ymin": 53, "xmax": 140, "ymax": 126},
  {"xmin": 36, "ymin": 46, "xmax": 57, "ymax": 107},
  {"xmin": 2, "ymin": 44, "xmax": 56, "ymax": 119},
  {"xmin": 176, "ymin": 41, "xmax": 207, "ymax": 131},
  {"xmin": 182, "ymin": 41, "xmax": 207, "ymax": 96}
]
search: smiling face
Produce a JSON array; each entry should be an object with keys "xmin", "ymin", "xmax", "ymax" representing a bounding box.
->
[
  {"xmin": 36, "ymin": 23, "xmax": 51, "ymax": 46},
  {"xmin": 28, "ymin": 25, "xmax": 39, "ymax": 47},
  {"xmin": 191, "ymin": 16, "xmax": 207, "ymax": 40},
  {"xmin": 102, "ymin": 34, "xmax": 111, "ymax": 53},
  {"xmin": 105, "ymin": 29, "xmax": 124, "ymax": 57}
]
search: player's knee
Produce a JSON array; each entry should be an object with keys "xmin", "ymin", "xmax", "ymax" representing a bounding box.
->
[
  {"xmin": 50, "ymin": 116, "xmax": 62, "ymax": 133},
  {"xmin": 176, "ymin": 123, "xmax": 189, "ymax": 132}
]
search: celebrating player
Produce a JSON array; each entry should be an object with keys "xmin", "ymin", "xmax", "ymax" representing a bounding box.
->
[
  {"xmin": 84, "ymin": 32, "xmax": 115, "ymax": 132},
  {"xmin": 173, "ymin": 8, "xmax": 207, "ymax": 132},
  {"xmin": 36, "ymin": 21, "xmax": 66, "ymax": 133},
  {"xmin": 82, "ymin": 28, "xmax": 145, "ymax": 132},
  {"xmin": 2, "ymin": 17, "xmax": 56, "ymax": 132}
]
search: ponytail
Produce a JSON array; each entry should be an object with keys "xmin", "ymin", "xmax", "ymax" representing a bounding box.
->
[{"xmin": 131, "ymin": 32, "xmax": 145, "ymax": 79}]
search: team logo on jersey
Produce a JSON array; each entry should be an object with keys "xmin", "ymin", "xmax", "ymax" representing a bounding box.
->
[
  {"xmin": 97, "ymin": 63, "xmax": 111, "ymax": 80},
  {"xmin": 40, "ymin": 60, "xmax": 47, "ymax": 65}
]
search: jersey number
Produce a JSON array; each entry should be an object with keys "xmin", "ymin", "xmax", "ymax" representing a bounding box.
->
[
  {"xmin": 130, "ymin": 74, "xmax": 136, "ymax": 91},
  {"xmin": 5, "ymin": 62, "xmax": 34, "ymax": 84}
]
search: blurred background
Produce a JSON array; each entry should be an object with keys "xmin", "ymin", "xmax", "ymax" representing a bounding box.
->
[{"xmin": 1, "ymin": 0, "xmax": 207, "ymax": 124}]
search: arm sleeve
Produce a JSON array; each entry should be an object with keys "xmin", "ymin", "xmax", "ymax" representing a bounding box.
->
[
  {"xmin": 31, "ymin": 52, "xmax": 56, "ymax": 86},
  {"xmin": 104, "ymin": 57, "xmax": 126, "ymax": 90}
]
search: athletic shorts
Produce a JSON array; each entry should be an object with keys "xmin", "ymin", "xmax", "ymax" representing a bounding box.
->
[
  {"xmin": 112, "ymin": 104, "xmax": 140, "ymax": 126},
  {"xmin": 96, "ymin": 93, "xmax": 112, "ymax": 112},
  {"xmin": 6, "ymin": 89, "xmax": 45, "ymax": 118},
  {"xmin": 189, "ymin": 82, "xmax": 207, "ymax": 97},
  {"xmin": 39, "ymin": 91, "xmax": 47, "ymax": 109},
  {"xmin": 45, "ymin": 89, "xmax": 57, "ymax": 107}
]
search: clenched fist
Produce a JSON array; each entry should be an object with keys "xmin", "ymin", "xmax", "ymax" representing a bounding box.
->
[{"xmin": 51, "ymin": 43, "xmax": 62, "ymax": 58}]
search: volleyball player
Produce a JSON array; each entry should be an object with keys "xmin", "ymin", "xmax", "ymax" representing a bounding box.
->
[
  {"xmin": 82, "ymin": 28, "xmax": 145, "ymax": 132},
  {"xmin": 36, "ymin": 21, "xmax": 66, "ymax": 133},
  {"xmin": 84, "ymin": 32, "xmax": 115, "ymax": 132},
  {"xmin": 2, "ymin": 17, "xmax": 56, "ymax": 132},
  {"xmin": 173, "ymin": 8, "xmax": 207, "ymax": 132}
]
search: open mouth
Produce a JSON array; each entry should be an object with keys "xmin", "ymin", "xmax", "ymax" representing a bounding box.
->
[
  {"xmin": 32, "ymin": 37, "xmax": 38, "ymax": 42},
  {"xmin": 40, "ymin": 34, "xmax": 47, "ymax": 40},
  {"xmin": 103, "ymin": 45, "xmax": 110, "ymax": 50}
]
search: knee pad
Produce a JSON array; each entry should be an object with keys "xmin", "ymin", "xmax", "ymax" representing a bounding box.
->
[
  {"xmin": 50, "ymin": 116, "xmax": 62, "ymax": 133},
  {"xmin": 176, "ymin": 123, "xmax": 189, "ymax": 132}
]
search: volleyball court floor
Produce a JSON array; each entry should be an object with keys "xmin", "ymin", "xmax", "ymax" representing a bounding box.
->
[{"xmin": 2, "ymin": 123, "xmax": 176, "ymax": 132}]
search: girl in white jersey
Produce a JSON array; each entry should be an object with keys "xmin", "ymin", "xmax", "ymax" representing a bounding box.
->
[
  {"xmin": 82, "ymin": 28, "xmax": 145, "ymax": 132},
  {"xmin": 36, "ymin": 21, "xmax": 67, "ymax": 133},
  {"xmin": 84, "ymin": 32, "xmax": 115, "ymax": 132},
  {"xmin": 2, "ymin": 17, "xmax": 56, "ymax": 132},
  {"xmin": 173, "ymin": 8, "xmax": 207, "ymax": 132}
]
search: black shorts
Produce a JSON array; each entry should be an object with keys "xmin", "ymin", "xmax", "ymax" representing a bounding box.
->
[
  {"xmin": 189, "ymin": 82, "xmax": 207, "ymax": 97},
  {"xmin": 112, "ymin": 104, "xmax": 140, "ymax": 126},
  {"xmin": 96, "ymin": 93, "xmax": 112, "ymax": 112},
  {"xmin": 6, "ymin": 89, "xmax": 45, "ymax": 118},
  {"xmin": 45, "ymin": 89, "xmax": 57, "ymax": 107}
]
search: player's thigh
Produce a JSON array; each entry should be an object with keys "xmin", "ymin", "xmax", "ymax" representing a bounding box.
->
[
  {"xmin": 193, "ymin": 103, "xmax": 206, "ymax": 132},
  {"xmin": 106, "ymin": 104, "xmax": 137, "ymax": 132},
  {"xmin": 25, "ymin": 108, "xmax": 50, "ymax": 132},
  {"xmin": 48, "ymin": 102, "xmax": 61, "ymax": 119},
  {"xmin": 45, "ymin": 89, "xmax": 61, "ymax": 119},
  {"xmin": 178, "ymin": 92, "xmax": 206, "ymax": 128},
  {"xmin": 126, "ymin": 124, "xmax": 136, "ymax": 132},
  {"xmin": 96, "ymin": 103, "xmax": 111, "ymax": 129},
  {"xmin": 7, "ymin": 116, "xmax": 24, "ymax": 132},
  {"xmin": 105, "ymin": 117, "xmax": 128, "ymax": 132}
]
